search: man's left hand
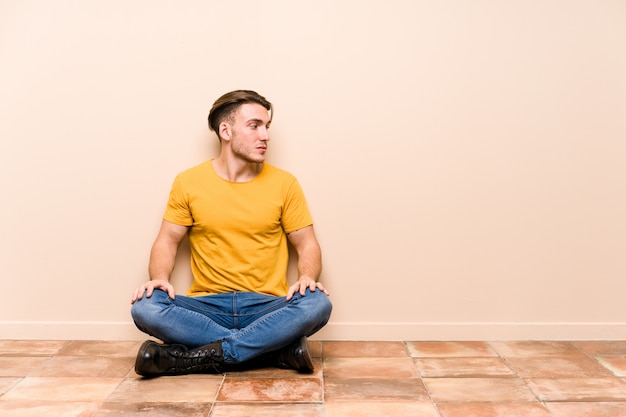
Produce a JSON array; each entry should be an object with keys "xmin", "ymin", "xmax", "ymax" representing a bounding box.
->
[{"xmin": 286, "ymin": 278, "xmax": 329, "ymax": 301}]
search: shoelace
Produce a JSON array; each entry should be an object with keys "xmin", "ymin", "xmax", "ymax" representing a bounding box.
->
[{"xmin": 172, "ymin": 347, "xmax": 221, "ymax": 373}]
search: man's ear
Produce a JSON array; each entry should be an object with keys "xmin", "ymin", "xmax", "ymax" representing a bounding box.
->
[{"xmin": 219, "ymin": 121, "xmax": 231, "ymax": 141}]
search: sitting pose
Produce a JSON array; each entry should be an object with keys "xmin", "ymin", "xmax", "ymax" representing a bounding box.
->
[{"xmin": 130, "ymin": 90, "xmax": 332, "ymax": 377}]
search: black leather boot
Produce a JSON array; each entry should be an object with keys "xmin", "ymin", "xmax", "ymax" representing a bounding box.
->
[
  {"xmin": 135, "ymin": 340, "xmax": 224, "ymax": 377},
  {"xmin": 234, "ymin": 336, "xmax": 314, "ymax": 373},
  {"xmin": 274, "ymin": 336, "xmax": 314, "ymax": 373}
]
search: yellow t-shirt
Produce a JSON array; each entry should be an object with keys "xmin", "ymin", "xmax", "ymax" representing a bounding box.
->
[{"xmin": 163, "ymin": 161, "xmax": 313, "ymax": 297}]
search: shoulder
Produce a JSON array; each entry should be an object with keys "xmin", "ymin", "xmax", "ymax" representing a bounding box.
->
[
  {"xmin": 259, "ymin": 164, "xmax": 308, "ymax": 202},
  {"xmin": 171, "ymin": 161, "xmax": 216, "ymax": 189},
  {"xmin": 168, "ymin": 161, "xmax": 214, "ymax": 196},
  {"xmin": 261, "ymin": 163, "xmax": 298, "ymax": 182},
  {"xmin": 177, "ymin": 160, "xmax": 212, "ymax": 180}
]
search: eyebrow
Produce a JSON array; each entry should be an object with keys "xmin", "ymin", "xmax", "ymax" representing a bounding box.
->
[{"xmin": 247, "ymin": 118, "xmax": 270, "ymax": 126}]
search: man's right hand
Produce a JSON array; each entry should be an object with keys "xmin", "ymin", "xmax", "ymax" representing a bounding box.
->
[{"xmin": 131, "ymin": 279, "xmax": 175, "ymax": 304}]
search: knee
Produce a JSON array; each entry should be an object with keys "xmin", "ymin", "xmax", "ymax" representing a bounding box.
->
[
  {"xmin": 130, "ymin": 298, "xmax": 151, "ymax": 327},
  {"xmin": 303, "ymin": 289, "xmax": 333, "ymax": 321},
  {"xmin": 317, "ymin": 291, "xmax": 333, "ymax": 317},
  {"xmin": 130, "ymin": 290, "xmax": 168, "ymax": 326}
]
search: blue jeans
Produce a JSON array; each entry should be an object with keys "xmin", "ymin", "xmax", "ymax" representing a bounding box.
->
[{"xmin": 131, "ymin": 289, "xmax": 332, "ymax": 364}]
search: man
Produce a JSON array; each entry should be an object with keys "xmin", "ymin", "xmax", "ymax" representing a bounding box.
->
[{"xmin": 130, "ymin": 90, "xmax": 332, "ymax": 377}]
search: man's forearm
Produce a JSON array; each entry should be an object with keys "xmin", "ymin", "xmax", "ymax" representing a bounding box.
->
[
  {"xmin": 297, "ymin": 243, "xmax": 322, "ymax": 281},
  {"xmin": 148, "ymin": 241, "xmax": 177, "ymax": 281}
]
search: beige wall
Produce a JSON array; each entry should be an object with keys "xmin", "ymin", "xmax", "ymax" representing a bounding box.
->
[{"xmin": 1, "ymin": 0, "xmax": 625, "ymax": 341}]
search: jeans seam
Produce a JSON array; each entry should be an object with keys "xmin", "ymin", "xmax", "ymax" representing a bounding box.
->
[
  {"xmin": 175, "ymin": 295, "xmax": 232, "ymax": 318},
  {"xmin": 233, "ymin": 292, "xmax": 239, "ymax": 329},
  {"xmin": 227, "ymin": 296, "xmax": 296, "ymax": 341}
]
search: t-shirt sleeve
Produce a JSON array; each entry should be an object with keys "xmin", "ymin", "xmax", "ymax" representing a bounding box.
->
[
  {"xmin": 163, "ymin": 175, "xmax": 194, "ymax": 226},
  {"xmin": 281, "ymin": 178, "xmax": 314, "ymax": 233}
]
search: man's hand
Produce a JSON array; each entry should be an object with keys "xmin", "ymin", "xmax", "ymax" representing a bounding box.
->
[
  {"xmin": 286, "ymin": 277, "xmax": 329, "ymax": 301},
  {"xmin": 131, "ymin": 279, "xmax": 175, "ymax": 304}
]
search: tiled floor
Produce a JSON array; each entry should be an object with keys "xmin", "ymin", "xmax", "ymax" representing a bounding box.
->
[{"xmin": 1, "ymin": 340, "xmax": 626, "ymax": 416}]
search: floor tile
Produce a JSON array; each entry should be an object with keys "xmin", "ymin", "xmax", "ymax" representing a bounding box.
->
[
  {"xmin": 489, "ymin": 341, "xmax": 583, "ymax": 358},
  {"xmin": 596, "ymin": 356, "xmax": 626, "ymax": 377},
  {"xmin": 547, "ymin": 401, "xmax": 626, "ymax": 417},
  {"xmin": 437, "ymin": 402, "xmax": 552, "ymax": 417},
  {"xmin": 415, "ymin": 357, "xmax": 515, "ymax": 378},
  {"xmin": 33, "ymin": 356, "xmax": 134, "ymax": 378},
  {"xmin": 308, "ymin": 340, "xmax": 322, "ymax": 358},
  {"xmin": 3, "ymin": 338, "xmax": 626, "ymax": 416},
  {"xmin": 0, "ymin": 400, "xmax": 100, "ymax": 417},
  {"xmin": 1, "ymin": 377, "xmax": 122, "ymax": 402},
  {"xmin": 574, "ymin": 341, "xmax": 626, "ymax": 356},
  {"xmin": 58, "ymin": 340, "xmax": 143, "ymax": 358},
  {"xmin": 423, "ymin": 377, "xmax": 538, "ymax": 403},
  {"xmin": 225, "ymin": 358, "xmax": 323, "ymax": 378},
  {"xmin": 211, "ymin": 403, "xmax": 324, "ymax": 417},
  {"xmin": 126, "ymin": 368, "xmax": 222, "ymax": 379},
  {"xmin": 526, "ymin": 378, "xmax": 626, "ymax": 401},
  {"xmin": 325, "ymin": 401, "xmax": 439, "ymax": 417},
  {"xmin": 217, "ymin": 377, "xmax": 322, "ymax": 402},
  {"xmin": 0, "ymin": 377, "xmax": 21, "ymax": 395},
  {"xmin": 107, "ymin": 376, "xmax": 222, "ymax": 403},
  {"xmin": 323, "ymin": 357, "xmax": 418, "ymax": 378},
  {"xmin": 93, "ymin": 402, "xmax": 213, "ymax": 417},
  {"xmin": 322, "ymin": 341, "xmax": 408, "ymax": 358},
  {"xmin": 407, "ymin": 341, "xmax": 497, "ymax": 358},
  {"xmin": 505, "ymin": 356, "xmax": 614, "ymax": 378},
  {"xmin": 0, "ymin": 357, "xmax": 50, "ymax": 377},
  {"xmin": 0, "ymin": 340, "xmax": 70, "ymax": 356},
  {"xmin": 324, "ymin": 377, "xmax": 429, "ymax": 401}
]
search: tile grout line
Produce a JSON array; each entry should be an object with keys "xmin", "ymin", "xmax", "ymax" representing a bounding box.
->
[
  {"xmin": 571, "ymin": 340, "xmax": 626, "ymax": 394},
  {"xmin": 0, "ymin": 340, "xmax": 71, "ymax": 402},
  {"xmin": 0, "ymin": 377, "xmax": 24, "ymax": 399},
  {"xmin": 206, "ymin": 372, "xmax": 227, "ymax": 416},
  {"xmin": 571, "ymin": 339, "xmax": 623, "ymax": 378},
  {"xmin": 486, "ymin": 340, "xmax": 551, "ymax": 409},
  {"xmin": 320, "ymin": 341, "xmax": 326, "ymax": 411},
  {"xmin": 403, "ymin": 341, "xmax": 444, "ymax": 417},
  {"xmin": 96, "ymin": 341, "xmax": 135, "ymax": 415}
]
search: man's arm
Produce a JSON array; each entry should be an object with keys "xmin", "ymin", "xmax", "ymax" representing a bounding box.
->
[
  {"xmin": 131, "ymin": 220, "xmax": 189, "ymax": 303},
  {"xmin": 285, "ymin": 225, "xmax": 329, "ymax": 300}
]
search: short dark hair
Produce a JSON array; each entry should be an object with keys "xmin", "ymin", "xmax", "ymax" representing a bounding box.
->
[{"xmin": 208, "ymin": 90, "xmax": 273, "ymax": 139}]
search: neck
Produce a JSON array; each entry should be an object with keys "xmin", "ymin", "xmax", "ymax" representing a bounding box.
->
[{"xmin": 212, "ymin": 155, "xmax": 263, "ymax": 182}]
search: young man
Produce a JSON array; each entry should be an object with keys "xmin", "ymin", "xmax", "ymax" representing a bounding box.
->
[{"xmin": 130, "ymin": 90, "xmax": 332, "ymax": 377}]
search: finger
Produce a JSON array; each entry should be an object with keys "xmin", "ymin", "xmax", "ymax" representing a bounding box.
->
[
  {"xmin": 313, "ymin": 282, "xmax": 329, "ymax": 296},
  {"xmin": 286, "ymin": 286, "xmax": 296, "ymax": 301},
  {"xmin": 167, "ymin": 285, "xmax": 176, "ymax": 299},
  {"xmin": 145, "ymin": 284, "xmax": 154, "ymax": 298},
  {"xmin": 131, "ymin": 288, "xmax": 143, "ymax": 303},
  {"xmin": 319, "ymin": 284, "xmax": 330, "ymax": 296}
]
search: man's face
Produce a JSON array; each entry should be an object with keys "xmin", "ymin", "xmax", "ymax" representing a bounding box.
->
[{"xmin": 227, "ymin": 103, "xmax": 271, "ymax": 163}]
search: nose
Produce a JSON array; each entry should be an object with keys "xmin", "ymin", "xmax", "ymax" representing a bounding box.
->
[{"xmin": 260, "ymin": 126, "xmax": 270, "ymax": 141}]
